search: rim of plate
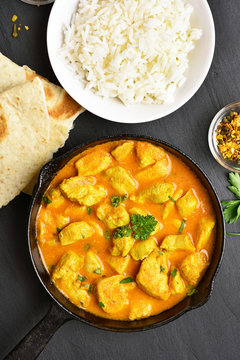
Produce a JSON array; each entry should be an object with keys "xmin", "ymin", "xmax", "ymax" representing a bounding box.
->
[{"xmin": 47, "ymin": 0, "xmax": 215, "ymax": 123}]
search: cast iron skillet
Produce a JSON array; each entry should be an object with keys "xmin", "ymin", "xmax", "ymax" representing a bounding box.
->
[{"xmin": 6, "ymin": 135, "xmax": 225, "ymax": 360}]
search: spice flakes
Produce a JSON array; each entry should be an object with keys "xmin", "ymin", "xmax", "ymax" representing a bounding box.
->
[{"xmin": 216, "ymin": 112, "xmax": 240, "ymax": 163}]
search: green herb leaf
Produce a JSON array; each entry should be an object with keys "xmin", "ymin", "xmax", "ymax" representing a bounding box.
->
[
  {"xmin": 122, "ymin": 194, "xmax": 127, "ymax": 202},
  {"xmin": 160, "ymin": 266, "xmax": 165, "ymax": 273},
  {"xmin": 186, "ymin": 285, "xmax": 197, "ymax": 296},
  {"xmin": 120, "ymin": 277, "xmax": 134, "ymax": 284},
  {"xmin": 78, "ymin": 275, "xmax": 87, "ymax": 282},
  {"xmin": 87, "ymin": 207, "xmax": 92, "ymax": 214},
  {"xmin": 83, "ymin": 284, "xmax": 88, "ymax": 288},
  {"xmin": 80, "ymin": 301, "xmax": 84, "ymax": 307},
  {"xmin": 110, "ymin": 195, "xmax": 122, "ymax": 207},
  {"xmin": 113, "ymin": 225, "xmax": 132, "ymax": 239},
  {"xmin": 104, "ymin": 230, "xmax": 111, "ymax": 240},
  {"xmin": 131, "ymin": 214, "xmax": 157, "ymax": 241},
  {"xmin": 56, "ymin": 227, "xmax": 61, "ymax": 234},
  {"xmin": 179, "ymin": 219, "xmax": 186, "ymax": 233},
  {"xmin": 222, "ymin": 200, "xmax": 240, "ymax": 224},
  {"xmin": 168, "ymin": 195, "xmax": 176, "ymax": 203},
  {"xmin": 49, "ymin": 265, "xmax": 55, "ymax": 270},
  {"xmin": 88, "ymin": 284, "xmax": 92, "ymax": 294},
  {"xmin": 226, "ymin": 232, "xmax": 240, "ymax": 235},
  {"xmin": 171, "ymin": 268, "xmax": 177, "ymax": 278},
  {"xmin": 227, "ymin": 172, "xmax": 240, "ymax": 199},
  {"xmin": 158, "ymin": 251, "xmax": 163, "ymax": 255},
  {"xmin": 43, "ymin": 196, "xmax": 52, "ymax": 204},
  {"xmin": 98, "ymin": 302, "xmax": 105, "ymax": 308},
  {"xmin": 94, "ymin": 268, "xmax": 102, "ymax": 275},
  {"xmin": 85, "ymin": 243, "xmax": 91, "ymax": 251}
]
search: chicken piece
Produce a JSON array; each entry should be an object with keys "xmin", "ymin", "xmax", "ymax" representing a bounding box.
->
[
  {"xmin": 131, "ymin": 183, "xmax": 174, "ymax": 204},
  {"xmin": 180, "ymin": 252, "xmax": 208, "ymax": 286},
  {"xmin": 97, "ymin": 204, "xmax": 130, "ymax": 229},
  {"xmin": 56, "ymin": 215, "xmax": 70, "ymax": 230},
  {"xmin": 136, "ymin": 250, "xmax": 170, "ymax": 300},
  {"xmin": 59, "ymin": 221, "xmax": 94, "ymax": 246},
  {"xmin": 196, "ymin": 218, "xmax": 215, "ymax": 251},
  {"xmin": 129, "ymin": 207, "xmax": 161, "ymax": 235},
  {"xmin": 47, "ymin": 187, "xmax": 65, "ymax": 208},
  {"xmin": 84, "ymin": 251, "xmax": 103, "ymax": 273},
  {"xmin": 105, "ymin": 166, "xmax": 137, "ymax": 195},
  {"xmin": 130, "ymin": 237, "xmax": 157, "ymax": 261},
  {"xmin": 60, "ymin": 176, "xmax": 107, "ymax": 206},
  {"xmin": 129, "ymin": 300, "xmax": 152, "ymax": 320},
  {"xmin": 111, "ymin": 236, "xmax": 135, "ymax": 257},
  {"xmin": 75, "ymin": 149, "xmax": 112, "ymax": 176},
  {"xmin": 52, "ymin": 251, "xmax": 89, "ymax": 307},
  {"xmin": 176, "ymin": 189, "xmax": 198, "ymax": 218},
  {"xmin": 111, "ymin": 142, "xmax": 134, "ymax": 161},
  {"xmin": 162, "ymin": 189, "xmax": 184, "ymax": 220},
  {"xmin": 96, "ymin": 275, "xmax": 127, "ymax": 314},
  {"xmin": 160, "ymin": 234, "xmax": 195, "ymax": 252},
  {"xmin": 108, "ymin": 255, "xmax": 130, "ymax": 274},
  {"xmin": 136, "ymin": 142, "xmax": 166, "ymax": 168},
  {"xmin": 136, "ymin": 160, "xmax": 169, "ymax": 182},
  {"xmin": 169, "ymin": 267, "xmax": 185, "ymax": 295}
]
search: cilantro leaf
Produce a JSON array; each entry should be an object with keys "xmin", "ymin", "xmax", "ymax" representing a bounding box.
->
[
  {"xmin": 186, "ymin": 285, "xmax": 197, "ymax": 296},
  {"xmin": 110, "ymin": 195, "xmax": 128, "ymax": 207},
  {"xmin": 160, "ymin": 266, "xmax": 165, "ymax": 273},
  {"xmin": 43, "ymin": 196, "xmax": 52, "ymax": 204},
  {"xmin": 131, "ymin": 214, "xmax": 157, "ymax": 241},
  {"xmin": 222, "ymin": 200, "xmax": 240, "ymax": 224},
  {"xmin": 120, "ymin": 277, "xmax": 134, "ymax": 284},
  {"xmin": 94, "ymin": 268, "xmax": 102, "ymax": 275},
  {"xmin": 228, "ymin": 172, "xmax": 240, "ymax": 199},
  {"xmin": 98, "ymin": 302, "xmax": 105, "ymax": 308},
  {"xmin": 113, "ymin": 225, "xmax": 132, "ymax": 239},
  {"xmin": 171, "ymin": 268, "xmax": 177, "ymax": 278}
]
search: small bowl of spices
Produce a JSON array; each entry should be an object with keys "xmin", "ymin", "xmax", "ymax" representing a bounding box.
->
[{"xmin": 208, "ymin": 101, "xmax": 240, "ymax": 172}]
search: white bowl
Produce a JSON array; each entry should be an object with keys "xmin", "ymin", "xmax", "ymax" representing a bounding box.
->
[{"xmin": 47, "ymin": 0, "xmax": 215, "ymax": 123}]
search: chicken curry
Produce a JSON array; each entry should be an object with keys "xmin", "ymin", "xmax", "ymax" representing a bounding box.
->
[{"xmin": 37, "ymin": 140, "xmax": 216, "ymax": 321}]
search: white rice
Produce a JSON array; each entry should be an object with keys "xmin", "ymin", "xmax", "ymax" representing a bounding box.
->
[{"xmin": 60, "ymin": 0, "xmax": 202, "ymax": 105}]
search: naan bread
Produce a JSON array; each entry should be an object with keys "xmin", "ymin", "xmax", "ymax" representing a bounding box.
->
[
  {"xmin": 0, "ymin": 78, "xmax": 50, "ymax": 208},
  {"xmin": 0, "ymin": 53, "xmax": 85, "ymax": 194}
]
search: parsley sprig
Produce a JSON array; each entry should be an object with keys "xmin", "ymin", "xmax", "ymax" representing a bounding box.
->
[
  {"xmin": 222, "ymin": 172, "xmax": 240, "ymax": 224},
  {"xmin": 113, "ymin": 214, "xmax": 157, "ymax": 241}
]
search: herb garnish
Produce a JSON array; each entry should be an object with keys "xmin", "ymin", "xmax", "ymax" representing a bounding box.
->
[
  {"xmin": 110, "ymin": 194, "xmax": 127, "ymax": 207},
  {"xmin": 104, "ymin": 230, "xmax": 111, "ymax": 240},
  {"xmin": 227, "ymin": 232, "xmax": 240, "ymax": 235},
  {"xmin": 87, "ymin": 207, "xmax": 92, "ymax": 214},
  {"xmin": 158, "ymin": 251, "xmax": 163, "ymax": 255},
  {"xmin": 171, "ymin": 268, "xmax": 177, "ymax": 278},
  {"xmin": 43, "ymin": 196, "xmax": 52, "ymax": 204},
  {"xmin": 94, "ymin": 268, "xmax": 102, "ymax": 275},
  {"xmin": 120, "ymin": 277, "xmax": 134, "ymax": 284},
  {"xmin": 160, "ymin": 266, "xmax": 165, "ymax": 273},
  {"xmin": 168, "ymin": 195, "xmax": 176, "ymax": 203},
  {"xmin": 85, "ymin": 243, "xmax": 91, "ymax": 251},
  {"xmin": 88, "ymin": 284, "xmax": 92, "ymax": 294},
  {"xmin": 179, "ymin": 219, "xmax": 186, "ymax": 233},
  {"xmin": 78, "ymin": 275, "xmax": 87, "ymax": 282},
  {"xmin": 83, "ymin": 284, "xmax": 88, "ymax": 288},
  {"xmin": 222, "ymin": 172, "xmax": 240, "ymax": 223},
  {"xmin": 186, "ymin": 285, "xmax": 197, "ymax": 296},
  {"xmin": 56, "ymin": 227, "xmax": 61, "ymax": 234},
  {"xmin": 98, "ymin": 302, "xmax": 105, "ymax": 308},
  {"xmin": 80, "ymin": 301, "xmax": 84, "ymax": 307},
  {"xmin": 113, "ymin": 225, "xmax": 132, "ymax": 239}
]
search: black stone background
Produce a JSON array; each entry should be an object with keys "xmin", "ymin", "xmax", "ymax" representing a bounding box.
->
[{"xmin": 0, "ymin": 0, "xmax": 240, "ymax": 359}]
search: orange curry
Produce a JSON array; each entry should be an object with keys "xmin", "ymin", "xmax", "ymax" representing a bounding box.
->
[{"xmin": 37, "ymin": 140, "xmax": 216, "ymax": 321}]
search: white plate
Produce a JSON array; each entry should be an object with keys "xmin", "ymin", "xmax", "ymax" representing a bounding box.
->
[{"xmin": 47, "ymin": 0, "xmax": 215, "ymax": 123}]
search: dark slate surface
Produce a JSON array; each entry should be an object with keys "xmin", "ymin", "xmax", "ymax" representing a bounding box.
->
[{"xmin": 0, "ymin": 0, "xmax": 240, "ymax": 359}]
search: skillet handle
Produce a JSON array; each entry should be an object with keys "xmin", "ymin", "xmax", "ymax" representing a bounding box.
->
[{"xmin": 5, "ymin": 301, "xmax": 72, "ymax": 360}]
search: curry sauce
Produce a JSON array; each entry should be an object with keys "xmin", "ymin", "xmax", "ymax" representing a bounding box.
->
[{"xmin": 37, "ymin": 140, "xmax": 216, "ymax": 321}]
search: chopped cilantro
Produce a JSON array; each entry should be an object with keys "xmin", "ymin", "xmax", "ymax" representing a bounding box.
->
[
  {"xmin": 113, "ymin": 225, "xmax": 132, "ymax": 239},
  {"xmin": 160, "ymin": 266, "xmax": 165, "ymax": 273},
  {"xmin": 120, "ymin": 277, "xmax": 134, "ymax": 284},
  {"xmin": 131, "ymin": 214, "xmax": 157, "ymax": 240},
  {"xmin": 110, "ymin": 195, "xmax": 122, "ymax": 207},
  {"xmin": 49, "ymin": 265, "xmax": 55, "ymax": 270},
  {"xmin": 122, "ymin": 194, "xmax": 127, "ymax": 202},
  {"xmin": 83, "ymin": 284, "xmax": 88, "ymax": 288},
  {"xmin": 168, "ymin": 195, "xmax": 176, "ymax": 203},
  {"xmin": 78, "ymin": 275, "xmax": 87, "ymax": 282},
  {"xmin": 56, "ymin": 227, "xmax": 61, "ymax": 234},
  {"xmin": 94, "ymin": 268, "xmax": 101, "ymax": 275},
  {"xmin": 87, "ymin": 207, "xmax": 92, "ymax": 215},
  {"xmin": 85, "ymin": 243, "xmax": 91, "ymax": 251},
  {"xmin": 179, "ymin": 219, "xmax": 186, "ymax": 233},
  {"xmin": 98, "ymin": 302, "xmax": 105, "ymax": 308},
  {"xmin": 43, "ymin": 196, "xmax": 52, "ymax": 204},
  {"xmin": 80, "ymin": 301, "xmax": 84, "ymax": 307},
  {"xmin": 88, "ymin": 284, "xmax": 92, "ymax": 294},
  {"xmin": 104, "ymin": 230, "xmax": 111, "ymax": 240},
  {"xmin": 171, "ymin": 268, "xmax": 177, "ymax": 278},
  {"xmin": 186, "ymin": 285, "xmax": 197, "ymax": 296},
  {"xmin": 102, "ymin": 275, "xmax": 107, "ymax": 278},
  {"xmin": 158, "ymin": 251, "xmax": 163, "ymax": 255}
]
